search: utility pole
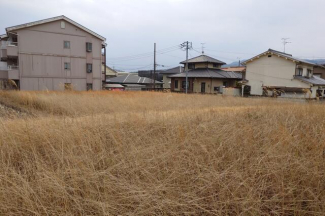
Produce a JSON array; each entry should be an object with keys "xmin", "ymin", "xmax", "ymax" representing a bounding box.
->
[
  {"xmin": 153, "ymin": 43, "xmax": 156, "ymax": 90},
  {"xmin": 180, "ymin": 41, "xmax": 192, "ymax": 94},
  {"xmin": 282, "ymin": 38, "xmax": 291, "ymax": 53}
]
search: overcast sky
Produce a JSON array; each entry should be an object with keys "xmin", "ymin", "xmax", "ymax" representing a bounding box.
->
[{"xmin": 1, "ymin": 0, "xmax": 325, "ymax": 71}]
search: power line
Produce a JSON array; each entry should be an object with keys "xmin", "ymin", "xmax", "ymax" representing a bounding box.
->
[
  {"xmin": 107, "ymin": 47, "xmax": 181, "ymax": 63},
  {"xmin": 107, "ymin": 45, "xmax": 181, "ymax": 60},
  {"xmin": 113, "ymin": 64, "xmax": 154, "ymax": 71}
]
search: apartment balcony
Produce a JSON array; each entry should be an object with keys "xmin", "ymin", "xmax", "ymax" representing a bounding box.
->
[
  {"xmin": 0, "ymin": 41, "xmax": 18, "ymax": 61},
  {"xmin": 0, "ymin": 65, "xmax": 19, "ymax": 80}
]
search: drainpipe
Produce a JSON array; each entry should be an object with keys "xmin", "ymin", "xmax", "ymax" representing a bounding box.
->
[
  {"xmin": 104, "ymin": 45, "xmax": 106, "ymax": 86},
  {"xmin": 242, "ymin": 85, "xmax": 244, "ymax": 97}
]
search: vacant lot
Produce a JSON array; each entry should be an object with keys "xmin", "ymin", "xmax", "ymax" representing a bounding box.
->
[{"xmin": 0, "ymin": 91, "xmax": 324, "ymax": 215}]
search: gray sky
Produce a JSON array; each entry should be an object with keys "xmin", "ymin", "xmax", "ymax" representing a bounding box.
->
[{"xmin": 1, "ymin": 0, "xmax": 325, "ymax": 71}]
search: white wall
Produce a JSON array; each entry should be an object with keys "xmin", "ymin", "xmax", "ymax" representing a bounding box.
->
[
  {"xmin": 246, "ymin": 55, "xmax": 310, "ymax": 95},
  {"xmin": 163, "ymin": 75, "xmax": 171, "ymax": 88}
]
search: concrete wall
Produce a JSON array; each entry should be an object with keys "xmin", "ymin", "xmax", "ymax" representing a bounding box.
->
[
  {"xmin": 246, "ymin": 55, "xmax": 310, "ymax": 95},
  {"xmin": 14, "ymin": 19, "xmax": 103, "ymax": 91},
  {"xmin": 163, "ymin": 75, "xmax": 171, "ymax": 88},
  {"xmin": 223, "ymin": 88, "xmax": 241, "ymax": 97}
]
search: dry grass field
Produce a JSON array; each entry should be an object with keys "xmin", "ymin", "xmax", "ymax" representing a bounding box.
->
[{"xmin": 0, "ymin": 91, "xmax": 324, "ymax": 215}]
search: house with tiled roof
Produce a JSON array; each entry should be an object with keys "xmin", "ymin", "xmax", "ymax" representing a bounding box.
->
[
  {"xmin": 106, "ymin": 73, "xmax": 162, "ymax": 91},
  {"xmin": 242, "ymin": 49, "xmax": 325, "ymax": 98},
  {"xmin": 169, "ymin": 54, "xmax": 242, "ymax": 94},
  {"xmin": 160, "ymin": 66, "xmax": 183, "ymax": 89}
]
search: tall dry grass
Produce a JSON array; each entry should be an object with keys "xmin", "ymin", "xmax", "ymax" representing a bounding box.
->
[{"xmin": 0, "ymin": 91, "xmax": 324, "ymax": 215}]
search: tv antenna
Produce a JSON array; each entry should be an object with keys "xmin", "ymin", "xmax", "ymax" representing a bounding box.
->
[
  {"xmin": 282, "ymin": 38, "xmax": 291, "ymax": 53},
  {"xmin": 201, "ymin": 43, "xmax": 205, "ymax": 54}
]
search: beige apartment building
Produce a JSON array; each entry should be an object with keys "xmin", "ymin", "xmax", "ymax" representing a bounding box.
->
[{"xmin": 0, "ymin": 16, "xmax": 106, "ymax": 91}]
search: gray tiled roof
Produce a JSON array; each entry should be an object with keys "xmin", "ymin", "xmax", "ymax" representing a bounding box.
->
[
  {"xmin": 294, "ymin": 76, "xmax": 325, "ymax": 86},
  {"xmin": 159, "ymin": 66, "xmax": 184, "ymax": 74},
  {"xmin": 180, "ymin": 55, "xmax": 226, "ymax": 65},
  {"xmin": 243, "ymin": 49, "xmax": 316, "ymax": 66},
  {"xmin": 106, "ymin": 73, "xmax": 162, "ymax": 84},
  {"xmin": 168, "ymin": 68, "xmax": 242, "ymax": 79}
]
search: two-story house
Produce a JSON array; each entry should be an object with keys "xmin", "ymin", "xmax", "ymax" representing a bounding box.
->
[
  {"xmin": 169, "ymin": 54, "xmax": 242, "ymax": 93},
  {"xmin": 0, "ymin": 16, "xmax": 106, "ymax": 91},
  {"xmin": 242, "ymin": 49, "xmax": 325, "ymax": 98}
]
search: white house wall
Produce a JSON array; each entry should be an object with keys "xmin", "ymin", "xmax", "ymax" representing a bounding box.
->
[{"xmin": 246, "ymin": 55, "xmax": 310, "ymax": 95}]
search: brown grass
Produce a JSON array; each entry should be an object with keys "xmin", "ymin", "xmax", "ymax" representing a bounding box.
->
[{"xmin": 0, "ymin": 91, "xmax": 324, "ymax": 215}]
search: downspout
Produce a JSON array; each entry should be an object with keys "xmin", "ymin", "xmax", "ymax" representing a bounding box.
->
[{"xmin": 104, "ymin": 44, "xmax": 107, "ymax": 88}]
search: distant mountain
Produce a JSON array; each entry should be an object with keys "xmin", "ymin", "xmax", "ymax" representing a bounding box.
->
[
  {"xmin": 222, "ymin": 60, "xmax": 246, "ymax": 68},
  {"xmin": 302, "ymin": 59, "xmax": 325, "ymax": 65},
  {"xmin": 223, "ymin": 58, "xmax": 325, "ymax": 68}
]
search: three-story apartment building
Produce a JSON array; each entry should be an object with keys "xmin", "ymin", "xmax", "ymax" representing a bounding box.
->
[{"xmin": 0, "ymin": 16, "xmax": 106, "ymax": 91}]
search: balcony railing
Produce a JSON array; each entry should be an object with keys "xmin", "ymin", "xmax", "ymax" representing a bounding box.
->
[
  {"xmin": 0, "ymin": 65, "xmax": 19, "ymax": 71},
  {"xmin": 0, "ymin": 41, "xmax": 18, "ymax": 49}
]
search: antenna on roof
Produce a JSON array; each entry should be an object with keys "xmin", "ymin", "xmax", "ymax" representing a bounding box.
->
[
  {"xmin": 281, "ymin": 38, "xmax": 291, "ymax": 53},
  {"xmin": 201, "ymin": 43, "xmax": 205, "ymax": 55}
]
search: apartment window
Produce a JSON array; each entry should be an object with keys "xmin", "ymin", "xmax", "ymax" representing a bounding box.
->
[
  {"xmin": 175, "ymin": 80, "xmax": 179, "ymax": 89},
  {"xmin": 61, "ymin": 21, "xmax": 65, "ymax": 29},
  {"xmin": 87, "ymin": 83, "xmax": 93, "ymax": 91},
  {"xmin": 86, "ymin": 42, "xmax": 92, "ymax": 52},
  {"xmin": 64, "ymin": 83, "xmax": 72, "ymax": 91},
  {"xmin": 87, "ymin": 64, "xmax": 93, "ymax": 73},
  {"xmin": 296, "ymin": 68, "xmax": 303, "ymax": 76},
  {"xmin": 64, "ymin": 62, "xmax": 71, "ymax": 70},
  {"xmin": 64, "ymin": 41, "xmax": 70, "ymax": 49}
]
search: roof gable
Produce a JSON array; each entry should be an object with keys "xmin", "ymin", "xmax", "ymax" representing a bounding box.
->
[
  {"xmin": 6, "ymin": 15, "xmax": 105, "ymax": 41},
  {"xmin": 242, "ymin": 49, "xmax": 315, "ymax": 66}
]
